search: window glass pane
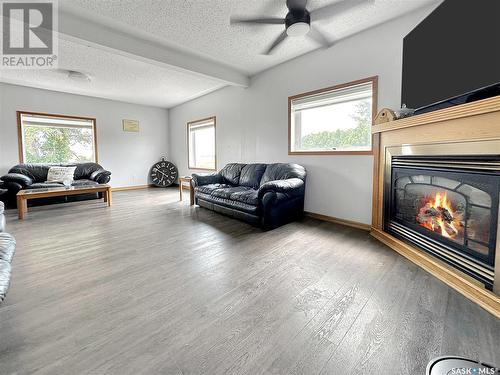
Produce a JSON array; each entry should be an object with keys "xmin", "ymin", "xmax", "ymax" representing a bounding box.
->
[
  {"xmin": 290, "ymin": 81, "xmax": 373, "ymax": 153},
  {"xmin": 21, "ymin": 114, "xmax": 96, "ymax": 163},
  {"xmin": 188, "ymin": 118, "xmax": 216, "ymax": 170}
]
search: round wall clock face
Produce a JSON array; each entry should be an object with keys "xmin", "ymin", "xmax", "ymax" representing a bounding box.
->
[{"xmin": 150, "ymin": 160, "xmax": 178, "ymax": 187}]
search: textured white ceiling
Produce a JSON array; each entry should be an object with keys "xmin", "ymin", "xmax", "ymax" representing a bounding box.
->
[
  {"xmin": 0, "ymin": 38, "xmax": 226, "ymax": 108},
  {"xmin": 61, "ymin": 0, "xmax": 441, "ymax": 75},
  {"xmin": 1, "ymin": 0, "xmax": 441, "ymax": 108}
]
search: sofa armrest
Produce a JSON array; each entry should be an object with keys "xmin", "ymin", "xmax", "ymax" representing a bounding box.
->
[
  {"xmin": 0, "ymin": 173, "xmax": 33, "ymax": 187},
  {"xmin": 90, "ymin": 170, "xmax": 111, "ymax": 184},
  {"xmin": 258, "ymin": 178, "xmax": 304, "ymax": 199},
  {"xmin": 191, "ymin": 173, "xmax": 221, "ymax": 187}
]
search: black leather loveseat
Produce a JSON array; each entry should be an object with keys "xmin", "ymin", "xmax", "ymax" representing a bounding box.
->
[
  {"xmin": 0, "ymin": 163, "xmax": 111, "ymax": 208},
  {"xmin": 192, "ymin": 163, "xmax": 306, "ymax": 229}
]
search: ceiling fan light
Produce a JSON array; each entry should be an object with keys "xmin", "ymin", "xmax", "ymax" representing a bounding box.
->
[{"xmin": 286, "ymin": 22, "xmax": 310, "ymax": 37}]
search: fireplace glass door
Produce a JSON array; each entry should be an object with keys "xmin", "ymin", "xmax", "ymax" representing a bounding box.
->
[{"xmin": 390, "ymin": 167, "xmax": 498, "ymax": 268}]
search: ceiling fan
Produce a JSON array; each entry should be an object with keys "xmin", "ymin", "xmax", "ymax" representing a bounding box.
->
[{"xmin": 230, "ymin": 0, "xmax": 368, "ymax": 55}]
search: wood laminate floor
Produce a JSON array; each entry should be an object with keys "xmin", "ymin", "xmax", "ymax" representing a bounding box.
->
[{"xmin": 0, "ymin": 188, "xmax": 498, "ymax": 375}]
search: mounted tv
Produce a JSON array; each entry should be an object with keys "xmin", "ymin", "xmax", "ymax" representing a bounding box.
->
[{"xmin": 401, "ymin": 0, "xmax": 500, "ymax": 113}]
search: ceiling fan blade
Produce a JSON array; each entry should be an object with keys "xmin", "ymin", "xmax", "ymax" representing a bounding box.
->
[
  {"xmin": 308, "ymin": 28, "xmax": 331, "ymax": 48},
  {"xmin": 286, "ymin": 0, "xmax": 308, "ymax": 11},
  {"xmin": 310, "ymin": 0, "xmax": 370, "ymax": 22},
  {"xmin": 263, "ymin": 31, "xmax": 288, "ymax": 55},
  {"xmin": 230, "ymin": 17, "xmax": 285, "ymax": 25}
]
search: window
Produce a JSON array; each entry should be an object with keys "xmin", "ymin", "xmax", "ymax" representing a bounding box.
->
[
  {"xmin": 187, "ymin": 116, "xmax": 216, "ymax": 170},
  {"xmin": 18, "ymin": 112, "xmax": 97, "ymax": 163},
  {"xmin": 289, "ymin": 76, "xmax": 377, "ymax": 155}
]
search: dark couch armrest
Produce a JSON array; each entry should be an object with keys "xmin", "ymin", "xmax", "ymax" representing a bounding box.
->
[
  {"xmin": 258, "ymin": 178, "xmax": 304, "ymax": 199},
  {"xmin": 90, "ymin": 170, "xmax": 111, "ymax": 184},
  {"xmin": 0, "ymin": 173, "xmax": 33, "ymax": 187},
  {"xmin": 191, "ymin": 173, "xmax": 221, "ymax": 187}
]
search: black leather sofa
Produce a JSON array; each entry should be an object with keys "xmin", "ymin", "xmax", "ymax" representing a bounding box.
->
[
  {"xmin": 0, "ymin": 163, "xmax": 111, "ymax": 208},
  {"xmin": 192, "ymin": 163, "xmax": 306, "ymax": 229},
  {"xmin": 0, "ymin": 202, "xmax": 16, "ymax": 303}
]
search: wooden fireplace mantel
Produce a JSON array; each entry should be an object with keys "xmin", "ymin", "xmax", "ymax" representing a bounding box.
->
[{"xmin": 371, "ymin": 95, "xmax": 500, "ymax": 318}]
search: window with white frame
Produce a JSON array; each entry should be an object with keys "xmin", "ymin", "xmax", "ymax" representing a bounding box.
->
[
  {"xmin": 18, "ymin": 112, "xmax": 97, "ymax": 163},
  {"xmin": 187, "ymin": 117, "xmax": 216, "ymax": 170},
  {"xmin": 289, "ymin": 77, "xmax": 377, "ymax": 154}
]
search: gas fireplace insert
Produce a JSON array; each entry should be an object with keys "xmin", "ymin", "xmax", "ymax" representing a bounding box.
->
[{"xmin": 384, "ymin": 143, "xmax": 500, "ymax": 290}]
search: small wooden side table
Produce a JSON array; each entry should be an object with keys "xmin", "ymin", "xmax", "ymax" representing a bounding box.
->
[{"xmin": 179, "ymin": 177, "xmax": 194, "ymax": 205}]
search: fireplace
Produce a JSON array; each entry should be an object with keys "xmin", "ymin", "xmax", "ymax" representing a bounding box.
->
[{"xmin": 384, "ymin": 141, "xmax": 500, "ymax": 291}]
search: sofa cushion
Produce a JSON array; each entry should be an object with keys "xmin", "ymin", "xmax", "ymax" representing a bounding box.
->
[
  {"xmin": 239, "ymin": 164, "xmax": 267, "ymax": 189},
  {"xmin": 74, "ymin": 163, "xmax": 104, "ymax": 180},
  {"xmin": 195, "ymin": 183, "xmax": 231, "ymax": 195},
  {"xmin": 260, "ymin": 163, "xmax": 307, "ymax": 185},
  {"xmin": 211, "ymin": 186, "xmax": 250, "ymax": 199},
  {"xmin": 9, "ymin": 164, "xmax": 50, "ymax": 183},
  {"xmin": 0, "ymin": 233, "xmax": 16, "ymax": 263},
  {"xmin": 219, "ymin": 163, "xmax": 245, "ymax": 185},
  {"xmin": 196, "ymin": 192, "xmax": 259, "ymax": 215},
  {"xmin": 198, "ymin": 199, "xmax": 261, "ymax": 224},
  {"xmin": 230, "ymin": 189, "xmax": 259, "ymax": 206}
]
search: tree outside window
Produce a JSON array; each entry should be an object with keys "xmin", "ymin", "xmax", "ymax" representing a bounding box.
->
[{"xmin": 19, "ymin": 112, "xmax": 97, "ymax": 164}]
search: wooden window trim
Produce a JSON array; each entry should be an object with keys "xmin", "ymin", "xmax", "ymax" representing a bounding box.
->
[
  {"xmin": 288, "ymin": 76, "xmax": 378, "ymax": 156},
  {"xmin": 187, "ymin": 116, "xmax": 217, "ymax": 171},
  {"xmin": 17, "ymin": 111, "xmax": 98, "ymax": 163}
]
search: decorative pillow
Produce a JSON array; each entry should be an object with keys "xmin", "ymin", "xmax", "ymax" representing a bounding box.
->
[{"xmin": 46, "ymin": 166, "xmax": 77, "ymax": 183}]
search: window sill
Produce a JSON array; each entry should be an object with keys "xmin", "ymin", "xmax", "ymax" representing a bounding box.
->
[
  {"xmin": 188, "ymin": 166, "xmax": 217, "ymax": 171},
  {"xmin": 288, "ymin": 150, "xmax": 373, "ymax": 156}
]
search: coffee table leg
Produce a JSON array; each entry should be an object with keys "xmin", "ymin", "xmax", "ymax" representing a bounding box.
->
[
  {"xmin": 17, "ymin": 196, "xmax": 26, "ymax": 220},
  {"xmin": 106, "ymin": 189, "xmax": 112, "ymax": 207}
]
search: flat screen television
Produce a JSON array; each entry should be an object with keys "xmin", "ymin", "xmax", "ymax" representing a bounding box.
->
[{"xmin": 401, "ymin": 0, "xmax": 500, "ymax": 112}]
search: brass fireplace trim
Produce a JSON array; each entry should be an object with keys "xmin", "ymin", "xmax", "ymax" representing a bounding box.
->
[
  {"xmin": 383, "ymin": 139, "xmax": 500, "ymax": 295},
  {"xmin": 384, "ymin": 138, "xmax": 500, "ymax": 193}
]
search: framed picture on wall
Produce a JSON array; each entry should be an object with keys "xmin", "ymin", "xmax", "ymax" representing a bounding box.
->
[{"xmin": 123, "ymin": 119, "xmax": 139, "ymax": 132}]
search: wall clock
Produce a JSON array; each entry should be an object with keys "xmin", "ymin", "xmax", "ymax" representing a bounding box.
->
[{"xmin": 150, "ymin": 158, "xmax": 178, "ymax": 187}]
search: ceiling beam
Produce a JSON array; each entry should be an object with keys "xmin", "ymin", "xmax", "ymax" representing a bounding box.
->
[{"xmin": 58, "ymin": 9, "xmax": 250, "ymax": 88}]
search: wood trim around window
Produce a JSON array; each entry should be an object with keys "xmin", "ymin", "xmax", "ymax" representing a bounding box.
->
[
  {"xmin": 16, "ymin": 111, "xmax": 99, "ymax": 163},
  {"xmin": 288, "ymin": 76, "xmax": 378, "ymax": 156},
  {"xmin": 186, "ymin": 116, "xmax": 217, "ymax": 171}
]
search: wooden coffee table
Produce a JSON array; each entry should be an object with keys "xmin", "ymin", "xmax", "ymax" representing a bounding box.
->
[{"xmin": 16, "ymin": 184, "xmax": 112, "ymax": 220}]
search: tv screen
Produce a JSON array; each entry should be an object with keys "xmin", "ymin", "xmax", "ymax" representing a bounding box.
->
[{"xmin": 401, "ymin": 0, "xmax": 500, "ymax": 110}]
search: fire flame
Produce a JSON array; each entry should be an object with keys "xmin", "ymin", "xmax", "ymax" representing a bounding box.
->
[
  {"xmin": 432, "ymin": 192, "xmax": 452, "ymax": 212},
  {"xmin": 420, "ymin": 192, "xmax": 457, "ymax": 238}
]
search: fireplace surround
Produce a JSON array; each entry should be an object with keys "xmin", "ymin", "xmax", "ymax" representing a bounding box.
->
[
  {"xmin": 371, "ymin": 96, "xmax": 500, "ymax": 317},
  {"xmin": 384, "ymin": 142, "xmax": 500, "ymax": 290}
]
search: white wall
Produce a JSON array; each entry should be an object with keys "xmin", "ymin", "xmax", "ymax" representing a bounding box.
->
[
  {"xmin": 168, "ymin": 7, "xmax": 436, "ymax": 225},
  {"xmin": 0, "ymin": 83, "xmax": 169, "ymax": 187}
]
